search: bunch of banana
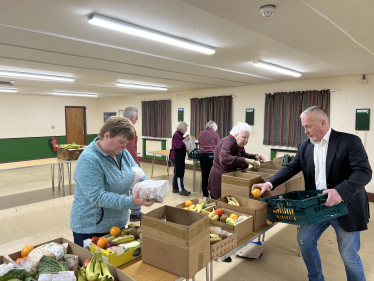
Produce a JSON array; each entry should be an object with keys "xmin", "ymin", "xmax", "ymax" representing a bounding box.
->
[
  {"xmin": 196, "ymin": 201, "xmax": 207, "ymax": 212},
  {"xmin": 59, "ymin": 141, "xmax": 81, "ymax": 149},
  {"xmin": 201, "ymin": 209, "xmax": 211, "ymax": 215},
  {"xmin": 208, "ymin": 208, "xmax": 216, "ymax": 218},
  {"xmin": 78, "ymin": 267, "xmax": 86, "ymax": 281},
  {"xmin": 211, "ymin": 215, "xmax": 219, "ymax": 221},
  {"xmin": 120, "ymin": 228, "xmax": 140, "ymax": 239},
  {"xmin": 210, "ymin": 234, "xmax": 222, "ymax": 244},
  {"xmin": 227, "ymin": 196, "xmax": 240, "ymax": 206},
  {"xmin": 112, "ymin": 235, "xmax": 135, "ymax": 244},
  {"xmin": 85, "ymin": 252, "xmax": 114, "ymax": 281}
]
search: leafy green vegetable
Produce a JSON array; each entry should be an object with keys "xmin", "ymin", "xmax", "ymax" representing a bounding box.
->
[
  {"xmin": 38, "ymin": 256, "xmax": 68, "ymax": 274},
  {"xmin": 0, "ymin": 269, "xmax": 28, "ymax": 281}
]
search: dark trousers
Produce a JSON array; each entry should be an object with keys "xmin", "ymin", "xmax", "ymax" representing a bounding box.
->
[
  {"xmin": 199, "ymin": 153, "xmax": 214, "ymax": 197},
  {"xmin": 171, "ymin": 159, "xmax": 184, "ymax": 191},
  {"xmin": 73, "ymin": 231, "xmax": 108, "ymax": 248}
]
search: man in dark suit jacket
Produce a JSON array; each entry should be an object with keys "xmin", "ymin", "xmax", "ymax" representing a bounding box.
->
[{"xmin": 253, "ymin": 106, "xmax": 371, "ymax": 281}]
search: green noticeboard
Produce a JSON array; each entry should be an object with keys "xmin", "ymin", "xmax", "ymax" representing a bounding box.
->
[
  {"xmin": 356, "ymin": 109, "xmax": 370, "ymax": 130},
  {"xmin": 178, "ymin": 108, "xmax": 184, "ymax": 122},
  {"xmin": 245, "ymin": 108, "xmax": 254, "ymax": 125}
]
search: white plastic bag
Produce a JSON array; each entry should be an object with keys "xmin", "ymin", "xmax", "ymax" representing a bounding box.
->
[
  {"xmin": 184, "ymin": 135, "xmax": 196, "ymax": 153},
  {"xmin": 132, "ymin": 180, "xmax": 169, "ymax": 203},
  {"xmin": 130, "ymin": 166, "xmax": 145, "ymax": 189}
]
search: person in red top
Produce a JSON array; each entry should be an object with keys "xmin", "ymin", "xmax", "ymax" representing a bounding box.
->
[
  {"xmin": 198, "ymin": 120, "xmax": 220, "ymax": 197},
  {"xmin": 123, "ymin": 106, "xmax": 142, "ymax": 221}
]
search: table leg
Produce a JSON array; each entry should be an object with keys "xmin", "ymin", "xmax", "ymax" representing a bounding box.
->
[
  {"xmin": 297, "ymin": 226, "xmax": 301, "ymax": 257},
  {"xmin": 167, "ymin": 155, "xmax": 170, "ymax": 176},
  {"xmin": 51, "ymin": 165, "xmax": 55, "ymax": 191},
  {"xmin": 58, "ymin": 164, "xmax": 61, "ymax": 190},
  {"xmin": 62, "ymin": 163, "xmax": 65, "ymax": 196},
  {"xmin": 193, "ymin": 159, "xmax": 196, "ymax": 192},
  {"xmin": 210, "ymin": 260, "xmax": 213, "ymax": 281},
  {"xmin": 151, "ymin": 154, "xmax": 155, "ymax": 178},
  {"xmin": 68, "ymin": 162, "xmax": 72, "ymax": 195},
  {"xmin": 205, "ymin": 263, "xmax": 209, "ymax": 281}
]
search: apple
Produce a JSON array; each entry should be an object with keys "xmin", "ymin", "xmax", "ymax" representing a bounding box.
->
[{"xmin": 82, "ymin": 258, "xmax": 91, "ymax": 267}]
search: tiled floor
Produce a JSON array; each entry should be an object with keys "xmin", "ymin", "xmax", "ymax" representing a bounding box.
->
[{"xmin": 0, "ymin": 161, "xmax": 373, "ymax": 281}]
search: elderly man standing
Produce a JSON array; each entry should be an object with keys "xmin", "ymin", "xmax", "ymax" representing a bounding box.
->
[{"xmin": 123, "ymin": 106, "xmax": 142, "ymax": 222}]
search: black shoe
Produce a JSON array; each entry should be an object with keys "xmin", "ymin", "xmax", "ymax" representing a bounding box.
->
[
  {"xmin": 172, "ymin": 189, "xmax": 180, "ymax": 193},
  {"xmin": 179, "ymin": 189, "xmax": 191, "ymax": 196},
  {"xmin": 223, "ymin": 257, "xmax": 232, "ymax": 263},
  {"xmin": 130, "ymin": 214, "xmax": 142, "ymax": 222}
]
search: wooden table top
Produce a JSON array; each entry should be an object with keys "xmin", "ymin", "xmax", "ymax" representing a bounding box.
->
[
  {"xmin": 119, "ymin": 257, "xmax": 179, "ymax": 281},
  {"xmin": 149, "ymin": 149, "xmax": 170, "ymax": 157},
  {"xmin": 0, "ymin": 158, "xmax": 72, "ymax": 171}
]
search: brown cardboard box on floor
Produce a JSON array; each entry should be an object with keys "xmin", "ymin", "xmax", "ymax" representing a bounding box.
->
[
  {"xmin": 141, "ymin": 205, "xmax": 210, "ymax": 279},
  {"xmin": 7, "ymin": 237, "xmax": 134, "ymax": 281},
  {"xmin": 221, "ymin": 172, "xmax": 263, "ymax": 199},
  {"xmin": 205, "ymin": 206, "xmax": 253, "ymax": 242},
  {"xmin": 216, "ymin": 195, "xmax": 268, "ymax": 231}
]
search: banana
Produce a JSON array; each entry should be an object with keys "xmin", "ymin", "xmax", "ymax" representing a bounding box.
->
[
  {"xmin": 80, "ymin": 267, "xmax": 86, "ymax": 274},
  {"xmin": 210, "ymin": 234, "xmax": 220, "ymax": 238},
  {"xmin": 94, "ymin": 258, "xmax": 103, "ymax": 281},
  {"xmin": 100, "ymin": 259, "xmax": 114, "ymax": 281},
  {"xmin": 189, "ymin": 204, "xmax": 196, "ymax": 209},
  {"xmin": 201, "ymin": 209, "xmax": 210, "ymax": 215},
  {"xmin": 85, "ymin": 257, "xmax": 100, "ymax": 281},
  {"xmin": 112, "ymin": 235, "xmax": 135, "ymax": 244},
  {"xmin": 107, "ymin": 235, "xmax": 116, "ymax": 241},
  {"xmin": 211, "ymin": 215, "xmax": 219, "ymax": 220},
  {"xmin": 208, "ymin": 208, "xmax": 216, "ymax": 218},
  {"xmin": 78, "ymin": 269, "xmax": 86, "ymax": 281},
  {"xmin": 210, "ymin": 237, "xmax": 222, "ymax": 244},
  {"xmin": 231, "ymin": 197, "xmax": 240, "ymax": 206}
]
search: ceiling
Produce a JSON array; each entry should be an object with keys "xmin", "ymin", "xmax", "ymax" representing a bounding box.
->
[{"xmin": 0, "ymin": 0, "xmax": 373, "ymax": 97}]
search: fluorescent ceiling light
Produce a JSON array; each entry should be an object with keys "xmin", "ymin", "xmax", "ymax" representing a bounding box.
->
[
  {"xmin": 116, "ymin": 82, "xmax": 167, "ymax": 91},
  {"xmin": 0, "ymin": 87, "xmax": 17, "ymax": 93},
  {"xmin": 52, "ymin": 91, "xmax": 98, "ymax": 98},
  {"xmin": 0, "ymin": 70, "xmax": 74, "ymax": 82},
  {"xmin": 253, "ymin": 60, "xmax": 302, "ymax": 77},
  {"xmin": 87, "ymin": 13, "xmax": 215, "ymax": 55}
]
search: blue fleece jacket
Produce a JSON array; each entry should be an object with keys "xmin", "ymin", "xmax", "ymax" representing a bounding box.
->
[{"xmin": 70, "ymin": 137, "xmax": 147, "ymax": 234}]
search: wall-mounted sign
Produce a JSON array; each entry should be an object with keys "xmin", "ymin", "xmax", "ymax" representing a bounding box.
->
[{"xmin": 178, "ymin": 108, "xmax": 184, "ymax": 122}]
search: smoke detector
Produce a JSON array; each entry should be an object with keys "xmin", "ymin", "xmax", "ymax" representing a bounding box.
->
[{"xmin": 260, "ymin": 5, "xmax": 276, "ymax": 18}]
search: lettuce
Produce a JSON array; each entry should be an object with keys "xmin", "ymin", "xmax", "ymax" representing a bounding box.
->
[{"xmin": 38, "ymin": 256, "xmax": 68, "ymax": 274}]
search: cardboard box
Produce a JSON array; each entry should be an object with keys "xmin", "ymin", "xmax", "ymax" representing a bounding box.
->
[
  {"xmin": 0, "ymin": 255, "xmax": 10, "ymax": 265},
  {"xmin": 210, "ymin": 229, "xmax": 237, "ymax": 260},
  {"xmin": 205, "ymin": 207, "xmax": 253, "ymax": 242},
  {"xmin": 272, "ymin": 157, "xmax": 283, "ymax": 165},
  {"xmin": 57, "ymin": 145, "xmax": 85, "ymax": 161},
  {"xmin": 7, "ymin": 237, "xmax": 134, "ymax": 281},
  {"xmin": 176, "ymin": 198, "xmax": 216, "ymax": 209},
  {"xmin": 216, "ymin": 195, "xmax": 268, "ymax": 231},
  {"xmin": 221, "ymin": 172, "xmax": 263, "ymax": 199},
  {"xmin": 141, "ymin": 206, "xmax": 210, "ymax": 279}
]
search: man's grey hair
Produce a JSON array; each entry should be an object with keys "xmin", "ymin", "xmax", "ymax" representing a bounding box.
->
[
  {"xmin": 123, "ymin": 106, "xmax": 138, "ymax": 118},
  {"xmin": 300, "ymin": 106, "xmax": 329, "ymax": 125},
  {"xmin": 206, "ymin": 120, "xmax": 218, "ymax": 132},
  {"xmin": 176, "ymin": 121, "xmax": 188, "ymax": 131},
  {"xmin": 229, "ymin": 122, "xmax": 252, "ymax": 137}
]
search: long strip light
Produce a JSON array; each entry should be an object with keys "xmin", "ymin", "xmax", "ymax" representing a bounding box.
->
[
  {"xmin": 87, "ymin": 13, "xmax": 215, "ymax": 55},
  {"xmin": 52, "ymin": 91, "xmax": 98, "ymax": 98},
  {"xmin": 253, "ymin": 60, "xmax": 302, "ymax": 77},
  {"xmin": 0, "ymin": 87, "xmax": 17, "ymax": 93},
  {"xmin": 0, "ymin": 70, "xmax": 74, "ymax": 82},
  {"xmin": 116, "ymin": 82, "xmax": 167, "ymax": 91}
]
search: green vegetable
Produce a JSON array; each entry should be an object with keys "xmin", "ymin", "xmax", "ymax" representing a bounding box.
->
[
  {"xmin": 38, "ymin": 255, "xmax": 68, "ymax": 274},
  {"xmin": 0, "ymin": 269, "xmax": 28, "ymax": 281}
]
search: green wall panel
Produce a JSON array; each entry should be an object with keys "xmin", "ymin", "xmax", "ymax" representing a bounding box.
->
[{"xmin": 0, "ymin": 134, "xmax": 97, "ymax": 163}]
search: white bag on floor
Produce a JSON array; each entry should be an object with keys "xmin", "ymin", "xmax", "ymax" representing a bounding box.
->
[
  {"xmin": 130, "ymin": 166, "xmax": 145, "ymax": 189},
  {"xmin": 132, "ymin": 180, "xmax": 169, "ymax": 203},
  {"xmin": 184, "ymin": 135, "xmax": 196, "ymax": 153}
]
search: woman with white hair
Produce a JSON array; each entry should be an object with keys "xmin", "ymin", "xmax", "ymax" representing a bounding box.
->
[
  {"xmin": 199, "ymin": 120, "xmax": 220, "ymax": 197},
  {"xmin": 169, "ymin": 122, "xmax": 191, "ymax": 196},
  {"xmin": 208, "ymin": 122, "xmax": 265, "ymax": 199}
]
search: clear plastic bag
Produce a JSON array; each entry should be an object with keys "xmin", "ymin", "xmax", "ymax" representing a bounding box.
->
[
  {"xmin": 184, "ymin": 135, "xmax": 196, "ymax": 152},
  {"xmin": 132, "ymin": 180, "xmax": 169, "ymax": 203},
  {"xmin": 130, "ymin": 166, "xmax": 145, "ymax": 189}
]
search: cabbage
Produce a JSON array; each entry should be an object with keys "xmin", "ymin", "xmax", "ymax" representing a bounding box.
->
[{"xmin": 38, "ymin": 256, "xmax": 68, "ymax": 274}]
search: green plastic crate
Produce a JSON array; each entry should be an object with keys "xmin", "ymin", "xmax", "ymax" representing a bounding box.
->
[
  {"xmin": 260, "ymin": 190, "xmax": 348, "ymax": 226},
  {"xmin": 187, "ymin": 148, "xmax": 200, "ymax": 160}
]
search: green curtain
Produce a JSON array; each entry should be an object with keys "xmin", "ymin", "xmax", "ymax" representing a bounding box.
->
[
  {"xmin": 142, "ymin": 100, "xmax": 172, "ymax": 138},
  {"xmin": 263, "ymin": 90, "xmax": 330, "ymax": 147},
  {"xmin": 190, "ymin": 96, "xmax": 232, "ymax": 139}
]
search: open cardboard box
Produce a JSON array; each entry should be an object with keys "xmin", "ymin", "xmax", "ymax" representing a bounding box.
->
[
  {"xmin": 7, "ymin": 237, "xmax": 134, "ymax": 281},
  {"xmin": 216, "ymin": 195, "xmax": 268, "ymax": 231},
  {"xmin": 141, "ymin": 205, "xmax": 210, "ymax": 279},
  {"xmin": 210, "ymin": 229, "xmax": 237, "ymax": 260},
  {"xmin": 205, "ymin": 206, "xmax": 253, "ymax": 242},
  {"xmin": 221, "ymin": 172, "xmax": 264, "ymax": 199},
  {"xmin": 57, "ymin": 145, "xmax": 86, "ymax": 161},
  {"xmin": 176, "ymin": 197, "xmax": 216, "ymax": 209},
  {"xmin": 0, "ymin": 255, "xmax": 11, "ymax": 266}
]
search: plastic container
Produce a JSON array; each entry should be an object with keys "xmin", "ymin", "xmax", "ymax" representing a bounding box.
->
[
  {"xmin": 260, "ymin": 190, "xmax": 348, "ymax": 226},
  {"xmin": 187, "ymin": 148, "xmax": 200, "ymax": 159}
]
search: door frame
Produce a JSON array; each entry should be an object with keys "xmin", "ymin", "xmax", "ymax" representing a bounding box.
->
[{"xmin": 65, "ymin": 106, "xmax": 87, "ymax": 145}]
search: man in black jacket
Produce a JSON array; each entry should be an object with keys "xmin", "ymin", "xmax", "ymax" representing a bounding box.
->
[{"xmin": 253, "ymin": 106, "xmax": 371, "ymax": 281}]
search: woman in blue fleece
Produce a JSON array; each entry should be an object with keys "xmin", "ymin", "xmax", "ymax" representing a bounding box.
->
[{"xmin": 70, "ymin": 116, "xmax": 156, "ymax": 247}]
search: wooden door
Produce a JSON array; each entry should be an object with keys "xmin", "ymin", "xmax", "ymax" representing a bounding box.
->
[{"xmin": 65, "ymin": 106, "xmax": 86, "ymax": 145}]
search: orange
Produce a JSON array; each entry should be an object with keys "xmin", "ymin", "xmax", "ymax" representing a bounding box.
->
[
  {"xmin": 21, "ymin": 246, "xmax": 34, "ymax": 258},
  {"xmin": 229, "ymin": 214, "xmax": 239, "ymax": 220},
  {"xmin": 110, "ymin": 226, "xmax": 121, "ymax": 237},
  {"xmin": 97, "ymin": 237, "xmax": 108, "ymax": 249},
  {"xmin": 252, "ymin": 188, "xmax": 261, "ymax": 198},
  {"xmin": 185, "ymin": 200, "xmax": 193, "ymax": 207}
]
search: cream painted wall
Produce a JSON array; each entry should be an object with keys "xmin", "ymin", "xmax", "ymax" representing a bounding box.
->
[
  {"xmin": 100, "ymin": 74, "xmax": 374, "ymax": 192},
  {"xmin": 0, "ymin": 93, "xmax": 101, "ymax": 139}
]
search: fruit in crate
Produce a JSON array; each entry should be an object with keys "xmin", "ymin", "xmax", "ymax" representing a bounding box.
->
[
  {"xmin": 226, "ymin": 218, "xmax": 237, "ymax": 225},
  {"xmin": 227, "ymin": 197, "xmax": 240, "ymax": 206},
  {"xmin": 252, "ymin": 188, "xmax": 261, "ymax": 197},
  {"xmin": 220, "ymin": 214, "xmax": 229, "ymax": 223},
  {"xmin": 229, "ymin": 214, "xmax": 239, "ymax": 220},
  {"xmin": 97, "ymin": 237, "xmax": 108, "ymax": 249},
  {"xmin": 185, "ymin": 200, "xmax": 193, "ymax": 207},
  {"xmin": 110, "ymin": 226, "xmax": 121, "ymax": 237},
  {"xmin": 120, "ymin": 228, "xmax": 140, "ymax": 239},
  {"xmin": 21, "ymin": 246, "xmax": 34, "ymax": 257},
  {"xmin": 215, "ymin": 208, "xmax": 224, "ymax": 216},
  {"xmin": 82, "ymin": 258, "xmax": 91, "ymax": 267},
  {"xmin": 112, "ymin": 235, "xmax": 135, "ymax": 244},
  {"xmin": 106, "ymin": 241, "xmax": 118, "ymax": 249},
  {"xmin": 91, "ymin": 236, "xmax": 99, "ymax": 245}
]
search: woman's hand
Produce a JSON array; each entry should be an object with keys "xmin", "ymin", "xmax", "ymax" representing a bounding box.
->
[
  {"xmin": 183, "ymin": 134, "xmax": 190, "ymax": 142},
  {"xmin": 245, "ymin": 158, "xmax": 261, "ymax": 168},
  {"xmin": 132, "ymin": 187, "xmax": 156, "ymax": 207},
  {"xmin": 255, "ymin": 155, "xmax": 265, "ymax": 163}
]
